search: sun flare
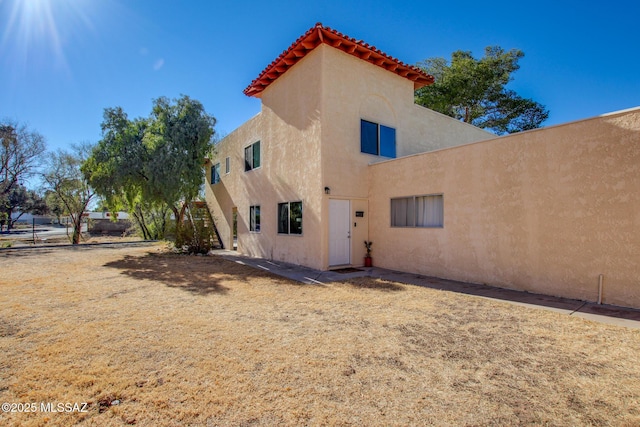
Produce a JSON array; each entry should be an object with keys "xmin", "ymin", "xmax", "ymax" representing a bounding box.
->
[{"xmin": 1, "ymin": 0, "xmax": 96, "ymax": 72}]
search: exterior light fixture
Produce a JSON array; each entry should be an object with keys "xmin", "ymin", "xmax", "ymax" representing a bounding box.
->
[{"xmin": 324, "ymin": 187, "xmax": 330, "ymax": 194}]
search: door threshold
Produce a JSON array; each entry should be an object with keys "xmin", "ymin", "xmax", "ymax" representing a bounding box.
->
[{"xmin": 328, "ymin": 264, "xmax": 352, "ymax": 270}]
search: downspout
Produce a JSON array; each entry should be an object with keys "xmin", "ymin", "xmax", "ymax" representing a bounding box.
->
[{"xmin": 597, "ymin": 274, "xmax": 604, "ymax": 305}]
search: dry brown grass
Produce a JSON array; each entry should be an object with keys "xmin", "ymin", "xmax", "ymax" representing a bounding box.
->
[{"xmin": 1, "ymin": 244, "xmax": 639, "ymax": 426}]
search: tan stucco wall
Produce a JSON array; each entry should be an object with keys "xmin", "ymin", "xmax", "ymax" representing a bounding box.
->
[
  {"xmin": 205, "ymin": 113, "xmax": 262, "ymax": 255},
  {"xmin": 318, "ymin": 45, "xmax": 492, "ymax": 268},
  {"xmin": 205, "ymin": 47, "xmax": 325, "ymax": 269},
  {"xmin": 319, "ymin": 45, "xmax": 492, "ymax": 199},
  {"xmin": 208, "ymin": 43, "xmax": 492, "ymax": 271},
  {"xmin": 368, "ymin": 108, "xmax": 640, "ymax": 308}
]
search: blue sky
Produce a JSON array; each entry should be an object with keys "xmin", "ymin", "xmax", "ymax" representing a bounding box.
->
[{"xmin": 1, "ymin": 0, "xmax": 639, "ymax": 154}]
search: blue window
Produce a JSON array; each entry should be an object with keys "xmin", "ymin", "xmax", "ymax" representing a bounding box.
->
[
  {"xmin": 360, "ymin": 120, "xmax": 396, "ymax": 158},
  {"xmin": 360, "ymin": 120, "xmax": 378, "ymax": 155},
  {"xmin": 211, "ymin": 162, "xmax": 220, "ymax": 184},
  {"xmin": 380, "ymin": 125, "xmax": 396, "ymax": 158}
]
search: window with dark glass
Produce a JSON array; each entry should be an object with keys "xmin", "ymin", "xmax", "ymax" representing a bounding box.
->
[
  {"xmin": 245, "ymin": 141, "xmax": 261, "ymax": 171},
  {"xmin": 225, "ymin": 156, "xmax": 230, "ymax": 174},
  {"xmin": 380, "ymin": 125, "xmax": 396, "ymax": 158},
  {"xmin": 211, "ymin": 162, "xmax": 220, "ymax": 184},
  {"xmin": 277, "ymin": 201, "xmax": 303, "ymax": 235},
  {"xmin": 277, "ymin": 203, "xmax": 288, "ymax": 234},
  {"xmin": 250, "ymin": 205, "xmax": 260, "ymax": 232},
  {"xmin": 289, "ymin": 201, "xmax": 302, "ymax": 234},
  {"xmin": 360, "ymin": 119, "xmax": 396, "ymax": 158},
  {"xmin": 360, "ymin": 120, "xmax": 378, "ymax": 155}
]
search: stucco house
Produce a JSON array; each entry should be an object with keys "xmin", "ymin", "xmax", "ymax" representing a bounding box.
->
[{"xmin": 205, "ymin": 23, "xmax": 640, "ymax": 308}]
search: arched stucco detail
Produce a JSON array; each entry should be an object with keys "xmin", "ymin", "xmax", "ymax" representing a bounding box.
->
[{"xmin": 359, "ymin": 93, "xmax": 397, "ymax": 129}]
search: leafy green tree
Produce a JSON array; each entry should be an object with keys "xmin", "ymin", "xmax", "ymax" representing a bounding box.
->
[
  {"xmin": 0, "ymin": 185, "xmax": 48, "ymax": 228},
  {"xmin": 85, "ymin": 95, "xmax": 216, "ymax": 244},
  {"xmin": 83, "ymin": 108, "xmax": 150, "ymax": 235},
  {"xmin": 0, "ymin": 120, "xmax": 46, "ymax": 230},
  {"xmin": 44, "ymin": 190, "xmax": 66, "ymax": 224},
  {"xmin": 42, "ymin": 144, "xmax": 95, "ymax": 244},
  {"xmin": 415, "ymin": 47, "xmax": 549, "ymax": 134}
]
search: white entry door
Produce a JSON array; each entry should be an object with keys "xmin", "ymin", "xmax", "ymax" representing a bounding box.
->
[{"xmin": 329, "ymin": 199, "xmax": 351, "ymax": 266}]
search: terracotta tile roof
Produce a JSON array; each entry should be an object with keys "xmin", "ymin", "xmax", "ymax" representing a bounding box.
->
[{"xmin": 244, "ymin": 23, "xmax": 434, "ymax": 97}]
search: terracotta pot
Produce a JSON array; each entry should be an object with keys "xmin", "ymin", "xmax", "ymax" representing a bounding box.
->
[{"xmin": 364, "ymin": 256, "xmax": 372, "ymax": 267}]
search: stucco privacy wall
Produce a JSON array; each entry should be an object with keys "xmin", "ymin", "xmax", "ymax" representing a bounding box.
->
[
  {"xmin": 205, "ymin": 47, "xmax": 325, "ymax": 269},
  {"xmin": 368, "ymin": 108, "xmax": 640, "ymax": 308}
]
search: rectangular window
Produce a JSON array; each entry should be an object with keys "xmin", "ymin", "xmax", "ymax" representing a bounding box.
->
[
  {"xmin": 360, "ymin": 119, "xmax": 396, "ymax": 158},
  {"xmin": 277, "ymin": 203, "xmax": 288, "ymax": 234},
  {"xmin": 380, "ymin": 125, "xmax": 396, "ymax": 158},
  {"xmin": 390, "ymin": 197, "xmax": 414, "ymax": 227},
  {"xmin": 244, "ymin": 146, "xmax": 251, "ymax": 171},
  {"xmin": 289, "ymin": 201, "xmax": 302, "ymax": 234},
  {"xmin": 391, "ymin": 194, "xmax": 443, "ymax": 228},
  {"xmin": 360, "ymin": 120, "xmax": 378, "ymax": 155},
  {"xmin": 415, "ymin": 195, "xmax": 443, "ymax": 227},
  {"xmin": 277, "ymin": 201, "xmax": 303, "ymax": 235},
  {"xmin": 225, "ymin": 156, "xmax": 230, "ymax": 174},
  {"xmin": 211, "ymin": 162, "xmax": 221, "ymax": 184},
  {"xmin": 249, "ymin": 205, "xmax": 260, "ymax": 232},
  {"xmin": 245, "ymin": 141, "xmax": 261, "ymax": 171}
]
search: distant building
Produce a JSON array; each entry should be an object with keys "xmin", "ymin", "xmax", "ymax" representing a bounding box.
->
[
  {"xmin": 11, "ymin": 213, "xmax": 53, "ymax": 225},
  {"xmin": 85, "ymin": 211, "xmax": 130, "ymax": 220}
]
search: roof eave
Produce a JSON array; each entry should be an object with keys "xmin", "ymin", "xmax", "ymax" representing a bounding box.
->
[{"xmin": 243, "ymin": 23, "xmax": 434, "ymax": 97}]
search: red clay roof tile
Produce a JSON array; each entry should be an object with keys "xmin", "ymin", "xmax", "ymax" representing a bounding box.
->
[{"xmin": 244, "ymin": 23, "xmax": 434, "ymax": 97}]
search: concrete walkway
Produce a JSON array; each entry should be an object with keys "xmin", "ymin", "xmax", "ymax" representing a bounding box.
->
[{"xmin": 213, "ymin": 250, "xmax": 640, "ymax": 329}]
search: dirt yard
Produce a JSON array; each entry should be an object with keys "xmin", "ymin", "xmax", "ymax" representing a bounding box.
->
[{"xmin": 1, "ymin": 244, "xmax": 639, "ymax": 426}]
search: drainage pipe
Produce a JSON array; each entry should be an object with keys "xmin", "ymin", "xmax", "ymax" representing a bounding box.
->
[{"xmin": 598, "ymin": 274, "xmax": 604, "ymax": 305}]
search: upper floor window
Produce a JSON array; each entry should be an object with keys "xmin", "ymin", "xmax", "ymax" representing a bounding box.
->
[
  {"xmin": 391, "ymin": 194, "xmax": 443, "ymax": 228},
  {"xmin": 225, "ymin": 156, "xmax": 230, "ymax": 174},
  {"xmin": 361, "ymin": 119, "xmax": 396, "ymax": 158},
  {"xmin": 211, "ymin": 162, "xmax": 221, "ymax": 184},
  {"xmin": 277, "ymin": 201, "xmax": 303, "ymax": 235},
  {"xmin": 245, "ymin": 141, "xmax": 261, "ymax": 171}
]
